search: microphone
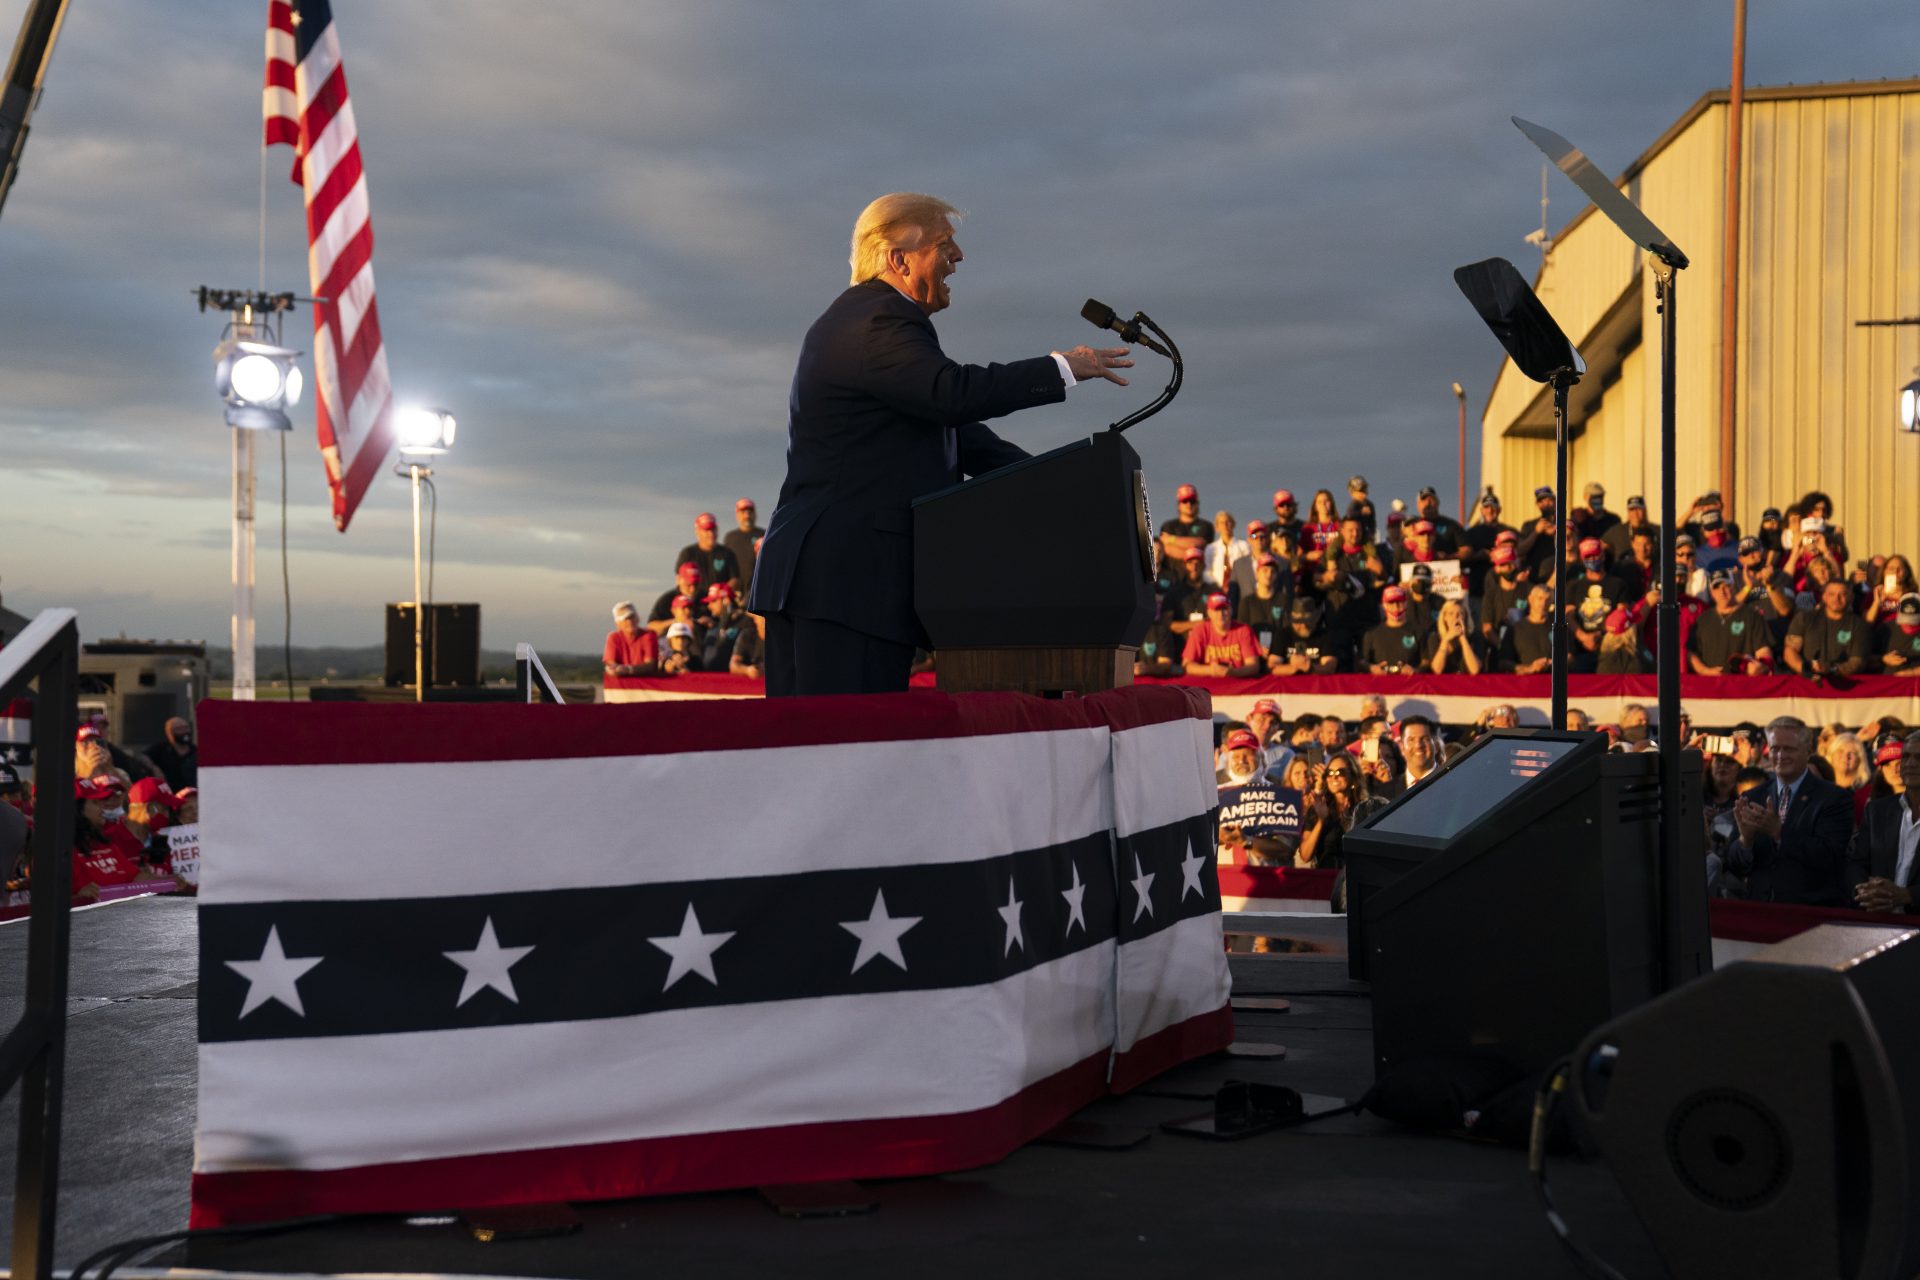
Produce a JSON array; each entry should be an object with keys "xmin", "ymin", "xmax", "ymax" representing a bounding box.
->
[{"xmin": 1082, "ymin": 298, "xmax": 1171, "ymax": 358}]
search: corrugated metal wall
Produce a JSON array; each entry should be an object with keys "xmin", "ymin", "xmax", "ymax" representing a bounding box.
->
[{"xmin": 1482, "ymin": 83, "xmax": 1920, "ymax": 559}]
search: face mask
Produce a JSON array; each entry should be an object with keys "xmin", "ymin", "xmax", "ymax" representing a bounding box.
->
[
  {"xmin": 176, "ymin": 735, "xmax": 193, "ymax": 749},
  {"xmin": 102, "ymin": 806, "xmax": 126, "ymax": 823},
  {"xmin": 1583, "ymin": 558, "xmax": 1605, "ymax": 572},
  {"xmin": 1589, "ymin": 497, "xmax": 1604, "ymax": 511}
]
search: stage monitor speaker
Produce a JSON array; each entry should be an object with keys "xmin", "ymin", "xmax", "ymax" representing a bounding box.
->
[
  {"xmin": 1574, "ymin": 924, "xmax": 1920, "ymax": 1280},
  {"xmin": 384, "ymin": 603, "xmax": 482, "ymax": 688}
]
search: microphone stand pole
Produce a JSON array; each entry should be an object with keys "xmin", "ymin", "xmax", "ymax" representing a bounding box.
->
[
  {"xmin": 1550, "ymin": 367, "xmax": 1576, "ymax": 729},
  {"xmin": 1107, "ymin": 313, "xmax": 1182, "ymax": 434},
  {"xmin": 1654, "ymin": 259, "xmax": 1684, "ymax": 984}
]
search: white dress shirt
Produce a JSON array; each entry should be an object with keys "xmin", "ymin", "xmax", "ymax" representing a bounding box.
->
[{"xmin": 1895, "ymin": 804, "xmax": 1920, "ymax": 889}]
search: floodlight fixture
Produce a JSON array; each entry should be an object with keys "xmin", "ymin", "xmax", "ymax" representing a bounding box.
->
[
  {"xmin": 213, "ymin": 336, "xmax": 304, "ymax": 431},
  {"xmin": 398, "ymin": 405, "xmax": 457, "ymax": 456}
]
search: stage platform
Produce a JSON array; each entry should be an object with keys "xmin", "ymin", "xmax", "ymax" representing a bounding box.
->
[{"xmin": 1, "ymin": 896, "xmax": 1668, "ymax": 1279}]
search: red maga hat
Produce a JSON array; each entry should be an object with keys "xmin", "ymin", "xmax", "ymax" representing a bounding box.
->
[
  {"xmin": 694, "ymin": 512, "xmax": 718, "ymax": 531},
  {"xmin": 128, "ymin": 777, "xmax": 183, "ymax": 809},
  {"xmin": 1578, "ymin": 538, "xmax": 1605, "ymax": 558},
  {"xmin": 1382, "ymin": 585, "xmax": 1409, "ymax": 603},
  {"xmin": 1224, "ymin": 729, "xmax": 1261, "ymax": 753},
  {"xmin": 734, "ymin": 497, "xmax": 755, "ymax": 511},
  {"xmin": 1250, "ymin": 698, "xmax": 1282, "ymax": 717},
  {"xmin": 1205, "ymin": 592, "xmax": 1231, "ymax": 611},
  {"xmin": 1273, "ymin": 489, "xmax": 1296, "ymax": 507},
  {"xmin": 1176, "ymin": 484, "xmax": 1198, "ymax": 501}
]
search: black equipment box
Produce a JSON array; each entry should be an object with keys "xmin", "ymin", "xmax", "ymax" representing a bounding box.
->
[{"xmin": 384, "ymin": 603, "xmax": 481, "ymax": 688}]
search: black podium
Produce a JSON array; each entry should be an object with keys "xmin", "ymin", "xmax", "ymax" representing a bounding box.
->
[{"xmin": 912, "ymin": 428, "xmax": 1157, "ymax": 694}]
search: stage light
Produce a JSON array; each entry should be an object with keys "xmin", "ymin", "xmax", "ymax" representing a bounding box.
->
[
  {"xmin": 213, "ymin": 336, "xmax": 305, "ymax": 431},
  {"xmin": 1901, "ymin": 374, "xmax": 1920, "ymax": 433},
  {"xmin": 398, "ymin": 405, "xmax": 456, "ymax": 456}
]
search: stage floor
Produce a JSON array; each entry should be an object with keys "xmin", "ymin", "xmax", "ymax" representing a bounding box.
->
[{"xmin": 0, "ymin": 897, "xmax": 1669, "ymax": 1279}]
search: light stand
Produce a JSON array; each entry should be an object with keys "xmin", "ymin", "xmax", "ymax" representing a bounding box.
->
[
  {"xmin": 395, "ymin": 407, "xmax": 456, "ymax": 703},
  {"xmin": 199, "ymin": 287, "xmax": 305, "ymax": 702},
  {"xmin": 1452, "ymin": 257, "xmax": 1582, "ymax": 728},
  {"xmin": 1515, "ymin": 116, "xmax": 1695, "ymax": 990}
]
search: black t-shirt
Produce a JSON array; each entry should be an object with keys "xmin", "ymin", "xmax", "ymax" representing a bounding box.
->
[
  {"xmin": 1421, "ymin": 513, "xmax": 1467, "ymax": 556},
  {"xmin": 1601, "ymin": 519, "xmax": 1661, "ymax": 563},
  {"xmin": 676, "ymin": 542, "xmax": 742, "ymax": 587},
  {"xmin": 1569, "ymin": 575, "xmax": 1628, "ymax": 631},
  {"xmin": 1788, "ymin": 609, "xmax": 1871, "ymax": 671},
  {"xmin": 703, "ymin": 614, "xmax": 747, "ymax": 671},
  {"xmin": 1501, "ymin": 616, "xmax": 1554, "ymax": 670},
  {"xmin": 1236, "ymin": 592, "xmax": 1292, "ymax": 653},
  {"xmin": 722, "ymin": 528, "xmax": 761, "ymax": 592},
  {"xmin": 1361, "ymin": 622, "xmax": 1427, "ymax": 671},
  {"xmin": 1460, "ymin": 521, "xmax": 1512, "ymax": 595},
  {"xmin": 1420, "ymin": 628, "xmax": 1488, "ymax": 674},
  {"xmin": 1576, "ymin": 508, "xmax": 1621, "ymax": 543},
  {"xmin": 1159, "ymin": 580, "xmax": 1208, "ymax": 625},
  {"xmin": 1137, "ymin": 621, "xmax": 1182, "ymax": 667},
  {"xmin": 1688, "ymin": 605, "xmax": 1772, "ymax": 671},
  {"xmin": 1876, "ymin": 623, "xmax": 1920, "ymax": 670},
  {"xmin": 1159, "ymin": 518, "xmax": 1212, "ymax": 544},
  {"xmin": 1402, "ymin": 589, "xmax": 1437, "ymax": 636},
  {"xmin": 649, "ymin": 588, "xmax": 684, "ymax": 624},
  {"xmin": 1275, "ymin": 625, "xmax": 1348, "ymax": 673},
  {"xmin": 731, "ymin": 624, "xmax": 763, "ymax": 671},
  {"xmin": 1481, "ymin": 574, "xmax": 1526, "ymax": 635}
]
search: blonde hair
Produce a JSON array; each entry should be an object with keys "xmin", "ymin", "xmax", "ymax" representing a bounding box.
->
[
  {"xmin": 848, "ymin": 193, "xmax": 961, "ymax": 284},
  {"xmin": 1825, "ymin": 732, "xmax": 1870, "ymax": 789}
]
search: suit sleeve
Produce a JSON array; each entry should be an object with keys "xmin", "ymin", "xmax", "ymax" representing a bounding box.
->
[
  {"xmin": 863, "ymin": 307, "xmax": 1065, "ymax": 425},
  {"xmin": 1796, "ymin": 789, "xmax": 1855, "ymax": 887},
  {"xmin": 1845, "ymin": 814, "xmax": 1873, "ymax": 891},
  {"xmin": 955, "ymin": 422, "xmax": 1031, "ymax": 476}
]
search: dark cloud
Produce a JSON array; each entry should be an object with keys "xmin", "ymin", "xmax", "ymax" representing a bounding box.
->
[{"xmin": 2, "ymin": 0, "xmax": 1916, "ymax": 649}]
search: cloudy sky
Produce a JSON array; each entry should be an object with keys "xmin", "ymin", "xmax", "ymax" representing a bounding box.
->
[{"xmin": 2, "ymin": 0, "xmax": 1915, "ymax": 652}]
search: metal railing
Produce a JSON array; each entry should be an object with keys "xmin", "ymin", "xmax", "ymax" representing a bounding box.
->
[
  {"xmin": 0, "ymin": 608, "xmax": 78, "ymax": 1280},
  {"xmin": 514, "ymin": 643, "xmax": 564, "ymax": 705}
]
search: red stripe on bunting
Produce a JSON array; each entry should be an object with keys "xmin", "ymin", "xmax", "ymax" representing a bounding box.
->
[
  {"xmin": 264, "ymin": 58, "xmax": 294, "ymax": 92},
  {"xmin": 267, "ymin": 0, "xmax": 294, "ymax": 34},
  {"xmin": 1109, "ymin": 1004, "xmax": 1235, "ymax": 1094},
  {"xmin": 190, "ymin": 1045, "xmax": 1113, "ymax": 1227},
  {"xmin": 302, "ymin": 138, "xmax": 363, "ymax": 238},
  {"xmin": 329, "ymin": 405, "xmax": 394, "ymax": 529},
  {"xmin": 198, "ymin": 685, "xmax": 1208, "ymax": 769}
]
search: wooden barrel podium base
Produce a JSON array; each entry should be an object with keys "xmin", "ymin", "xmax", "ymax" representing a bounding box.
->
[{"xmin": 934, "ymin": 646, "xmax": 1136, "ymax": 696}]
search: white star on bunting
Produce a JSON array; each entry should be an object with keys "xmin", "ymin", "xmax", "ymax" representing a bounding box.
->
[
  {"xmin": 1062, "ymin": 862, "xmax": 1088, "ymax": 936},
  {"xmin": 648, "ymin": 904, "xmax": 735, "ymax": 991},
  {"xmin": 443, "ymin": 916, "xmax": 535, "ymax": 1007},
  {"xmin": 840, "ymin": 889, "xmax": 921, "ymax": 973},
  {"xmin": 1130, "ymin": 853, "xmax": 1156, "ymax": 922},
  {"xmin": 997, "ymin": 879, "xmax": 1025, "ymax": 956},
  {"xmin": 1180, "ymin": 843, "xmax": 1207, "ymax": 901},
  {"xmin": 226, "ymin": 925, "xmax": 323, "ymax": 1018}
]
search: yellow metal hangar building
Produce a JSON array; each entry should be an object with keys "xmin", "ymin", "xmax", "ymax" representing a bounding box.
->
[{"xmin": 1480, "ymin": 78, "xmax": 1920, "ymax": 555}]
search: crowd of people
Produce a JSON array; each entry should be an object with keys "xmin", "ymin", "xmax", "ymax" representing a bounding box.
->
[
  {"xmin": 1213, "ymin": 693, "xmax": 1916, "ymax": 915},
  {"xmin": 604, "ymin": 501, "xmax": 768, "ymax": 678},
  {"xmin": 1142, "ymin": 476, "xmax": 1920, "ymax": 680},
  {"xmin": 610, "ymin": 477, "xmax": 1920, "ymax": 685},
  {"xmin": 0, "ymin": 711, "xmax": 200, "ymax": 908}
]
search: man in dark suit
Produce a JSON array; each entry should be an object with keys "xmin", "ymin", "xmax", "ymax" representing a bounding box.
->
[
  {"xmin": 1727, "ymin": 715, "xmax": 1854, "ymax": 907},
  {"xmin": 750, "ymin": 192, "xmax": 1131, "ymax": 695},
  {"xmin": 1848, "ymin": 730, "xmax": 1920, "ymax": 914}
]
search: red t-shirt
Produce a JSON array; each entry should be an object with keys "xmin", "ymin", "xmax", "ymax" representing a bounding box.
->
[
  {"xmin": 71, "ymin": 841, "xmax": 141, "ymax": 895},
  {"xmin": 603, "ymin": 628, "xmax": 659, "ymax": 669},
  {"xmin": 1182, "ymin": 621, "xmax": 1265, "ymax": 669}
]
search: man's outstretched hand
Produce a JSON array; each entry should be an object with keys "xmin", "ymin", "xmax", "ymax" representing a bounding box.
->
[{"xmin": 1061, "ymin": 345, "xmax": 1132, "ymax": 386}]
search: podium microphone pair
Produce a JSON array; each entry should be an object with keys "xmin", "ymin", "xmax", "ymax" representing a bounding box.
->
[{"xmin": 1082, "ymin": 299, "xmax": 1172, "ymax": 359}]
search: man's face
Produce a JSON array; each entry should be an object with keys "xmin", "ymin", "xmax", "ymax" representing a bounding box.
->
[
  {"xmin": 1822, "ymin": 581, "xmax": 1850, "ymax": 617},
  {"xmin": 1273, "ymin": 498, "xmax": 1296, "ymax": 522},
  {"xmin": 1740, "ymin": 548, "xmax": 1766, "ymax": 573},
  {"xmin": 1360, "ymin": 697, "xmax": 1386, "ymax": 721},
  {"xmin": 616, "ymin": 614, "xmax": 640, "ymax": 639},
  {"xmin": 1227, "ymin": 747, "xmax": 1259, "ymax": 777},
  {"xmin": 1178, "ymin": 497, "xmax": 1199, "ymax": 522},
  {"xmin": 1207, "ymin": 603, "xmax": 1230, "ymax": 628},
  {"xmin": 1403, "ymin": 724, "xmax": 1435, "ymax": 772},
  {"xmin": 894, "ymin": 218, "xmax": 962, "ymax": 312},
  {"xmin": 1214, "ymin": 513, "xmax": 1235, "ymax": 539},
  {"xmin": 1900, "ymin": 736, "xmax": 1920, "ymax": 792},
  {"xmin": 1340, "ymin": 519, "xmax": 1362, "ymax": 547},
  {"xmin": 1383, "ymin": 597, "xmax": 1406, "ymax": 625},
  {"xmin": 1417, "ymin": 494, "xmax": 1439, "ymax": 519},
  {"xmin": 1489, "ymin": 706, "xmax": 1518, "ymax": 728},
  {"xmin": 165, "ymin": 717, "xmax": 190, "ymax": 749},
  {"xmin": 1183, "ymin": 556, "xmax": 1203, "ymax": 582},
  {"xmin": 1536, "ymin": 494, "xmax": 1556, "ymax": 517},
  {"xmin": 1626, "ymin": 505, "xmax": 1646, "ymax": 526},
  {"xmin": 1256, "ymin": 564, "xmax": 1279, "ymax": 592},
  {"xmin": 1247, "ymin": 711, "xmax": 1276, "ymax": 741},
  {"xmin": 695, "ymin": 526, "xmax": 716, "ymax": 549},
  {"xmin": 1768, "ymin": 727, "xmax": 1810, "ymax": 781},
  {"xmin": 1710, "ymin": 752, "xmax": 1739, "ymax": 790},
  {"xmin": 1480, "ymin": 500, "xmax": 1501, "ymax": 523},
  {"xmin": 1318, "ymin": 718, "xmax": 1344, "ymax": 749},
  {"xmin": 1710, "ymin": 580, "xmax": 1736, "ymax": 612},
  {"xmin": 707, "ymin": 598, "xmax": 729, "ymax": 618},
  {"xmin": 1528, "ymin": 587, "xmax": 1552, "ymax": 620},
  {"xmin": 736, "ymin": 506, "xmax": 755, "ymax": 531},
  {"xmin": 677, "ymin": 569, "xmax": 703, "ymax": 596}
]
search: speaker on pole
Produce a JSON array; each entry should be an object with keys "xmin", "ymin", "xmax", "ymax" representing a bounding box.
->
[{"xmin": 1573, "ymin": 924, "xmax": 1920, "ymax": 1280}]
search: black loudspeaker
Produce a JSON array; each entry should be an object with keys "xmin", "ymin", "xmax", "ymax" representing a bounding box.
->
[
  {"xmin": 384, "ymin": 603, "xmax": 482, "ymax": 687},
  {"xmin": 1574, "ymin": 924, "xmax": 1920, "ymax": 1280},
  {"xmin": 911, "ymin": 429, "xmax": 1155, "ymax": 648}
]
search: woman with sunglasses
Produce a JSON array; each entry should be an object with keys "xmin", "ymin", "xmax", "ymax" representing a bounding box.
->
[{"xmin": 1295, "ymin": 752, "xmax": 1386, "ymax": 871}]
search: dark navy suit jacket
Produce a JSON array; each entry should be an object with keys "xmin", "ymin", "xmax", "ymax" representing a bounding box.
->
[
  {"xmin": 1735, "ymin": 771, "xmax": 1854, "ymax": 907},
  {"xmin": 749, "ymin": 279, "xmax": 1065, "ymax": 646}
]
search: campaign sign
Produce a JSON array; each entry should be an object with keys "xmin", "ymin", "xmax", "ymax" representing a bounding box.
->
[
  {"xmin": 1401, "ymin": 558, "xmax": 1465, "ymax": 601},
  {"xmin": 168, "ymin": 823, "xmax": 201, "ymax": 887},
  {"xmin": 1216, "ymin": 783, "xmax": 1305, "ymax": 864}
]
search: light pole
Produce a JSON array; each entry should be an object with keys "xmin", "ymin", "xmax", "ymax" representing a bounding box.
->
[
  {"xmin": 201, "ymin": 288, "xmax": 304, "ymax": 702},
  {"xmin": 395, "ymin": 407, "xmax": 455, "ymax": 702},
  {"xmin": 1451, "ymin": 381, "xmax": 1467, "ymax": 516}
]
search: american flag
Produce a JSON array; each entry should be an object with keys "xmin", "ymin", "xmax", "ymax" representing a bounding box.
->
[
  {"xmin": 188, "ymin": 691, "xmax": 1231, "ymax": 1224},
  {"xmin": 263, "ymin": 0, "xmax": 394, "ymax": 532}
]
